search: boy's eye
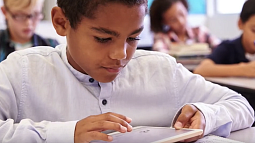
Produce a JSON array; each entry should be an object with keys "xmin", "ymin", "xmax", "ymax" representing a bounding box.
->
[
  {"xmin": 127, "ymin": 37, "xmax": 140, "ymax": 42},
  {"xmin": 94, "ymin": 37, "xmax": 112, "ymax": 43}
]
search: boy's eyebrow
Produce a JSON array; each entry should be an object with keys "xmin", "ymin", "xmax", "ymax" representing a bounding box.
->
[
  {"xmin": 90, "ymin": 26, "xmax": 144, "ymax": 37},
  {"xmin": 130, "ymin": 26, "xmax": 144, "ymax": 35},
  {"xmin": 91, "ymin": 27, "xmax": 120, "ymax": 37}
]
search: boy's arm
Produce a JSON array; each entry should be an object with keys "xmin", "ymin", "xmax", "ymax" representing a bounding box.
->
[
  {"xmin": 194, "ymin": 59, "xmax": 255, "ymax": 77},
  {"xmin": 0, "ymin": 53, "xmax": 132, "ymax": 143},
  {"xmin": 0, "ymin": 56, "xmax": 78, "ymax": 143},
  {"xmin": 173, "ymin": 62, "xmax": 254, "ymax": 137}
]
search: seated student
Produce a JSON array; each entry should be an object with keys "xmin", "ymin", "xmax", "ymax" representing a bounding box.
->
[
  {"xmin": 0, "ymin": 0, "xmax": 59, "ymax": 62},
  {"xmin": 0, "ymin": 0, "xmax": 254, "ymax": 142},
  {"xmin": 194, "ymin": 0, "xmax": 255, "ymax": 77},
  {"xmin": 150, "ymin": 0, "xmax": 221, "ymax": 53}
]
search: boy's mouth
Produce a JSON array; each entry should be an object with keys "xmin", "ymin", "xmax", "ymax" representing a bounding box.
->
[{"xmin": 103, "ymin": 66, "xmax": 124, "ymax": 73}]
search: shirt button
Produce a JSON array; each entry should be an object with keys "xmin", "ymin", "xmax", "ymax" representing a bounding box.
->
[
  {"xmin": 102, "ymin": 99, "xmax": 107, "ymax": 105},
  {"xmin": 89, "ymin": 78, "xmax": 94, "ymax": 83}
]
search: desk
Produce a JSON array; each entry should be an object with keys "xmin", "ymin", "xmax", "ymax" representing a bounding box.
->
[
  {"xmin": 205, "ymin": 77, "xmax": 255, "ymax": 91},
  {"xmin": 177, "ymin": 58, "xmax": 204, "ymax": 71},
  {"xmin": 206, "ymin": 77, "xmax": 255, "ymax": 127},
  {"xmin": 228, "ymin": 127, "xmax": 255, "ymax": 143}
]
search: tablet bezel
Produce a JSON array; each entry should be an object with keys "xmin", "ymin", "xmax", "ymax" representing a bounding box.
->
[{"xmin": 107, "ymin": 126, "xmax": 203, "ymax": 143}]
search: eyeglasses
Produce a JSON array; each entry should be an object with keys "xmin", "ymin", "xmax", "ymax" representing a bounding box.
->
[{"xmin": 6, "ymin": 8, "xmax": 43, "ymax": 22}]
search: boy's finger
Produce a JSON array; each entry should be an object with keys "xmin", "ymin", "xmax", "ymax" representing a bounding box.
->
[
  {"xmin": 174, "ymin": 105, "xmax": 197, "ymax": 129},
  {"xmin": 99, "ymin": 113, "xmax": 133, "ymax": 131},
  {"xmin": 84, "ymin": 131, "xmax": 113, "ymax": 143},
  {"xmin": 87, "ymin": 120, "xmax": 131, "ymax": 133},
  {"xmin": 108, "ymin": 112, "xmax": 132, "ymax": 123}
]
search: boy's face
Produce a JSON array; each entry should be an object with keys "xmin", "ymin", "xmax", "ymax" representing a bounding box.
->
[
  {"xmin": 239, "ymin": 15, "xmax": 255, "ymax": 54},
  {"xmin": 64, "ymin": 3, "xmax": 146, "ymax": 83},
  {"xmin": 2, "ymin": 2, "xmax": 43, "ymax": 43}
]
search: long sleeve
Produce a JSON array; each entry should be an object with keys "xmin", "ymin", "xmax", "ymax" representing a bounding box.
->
[
  {"xmin": 0, "ymin": 52, "xmax": 77, "ymax": 143},
  {"xmin": 172, "ymin": 61, "xmax": 254, "ymax": 137}
]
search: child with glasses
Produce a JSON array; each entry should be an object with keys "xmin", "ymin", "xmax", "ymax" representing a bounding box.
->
[
  {"xmin": 0, "ymin": 0, "xmax": 59, "ymax": 62},
  {"xmin": 0, "ymin": 0, "xmax": 253, "ymax": 143}
]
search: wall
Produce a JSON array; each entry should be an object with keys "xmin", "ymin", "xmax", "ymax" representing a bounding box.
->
[
  {"xmin": 207, "ymin": 14, "xmax": 241, "ymax": 40},
  {"xmin": 0, "ymin": 0, "xmax": 242, "ymax": 45}
]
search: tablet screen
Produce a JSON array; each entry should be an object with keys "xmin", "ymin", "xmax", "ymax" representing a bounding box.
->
[{"xmin": 92, "ymin": 126, "xmax": 202, "ymax": 143}]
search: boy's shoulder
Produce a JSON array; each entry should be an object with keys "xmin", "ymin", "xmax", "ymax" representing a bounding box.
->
[
  {"xmin": 218, "ymin": 36, "xmax": 242, "ymax": 50},
  {"xmin": 133, "ymin": 50, "xmax": 173, "ymax": 60},
  {"xmin": 131, "ymin": 50, "xmax": 176, "ymax": 66},
  {"xmin": 33, "ymin": 33, "xmax": 59, "ymax": 47},
  {"xmin": 0, "ymin": 29, "xmax": 9, "ymax": 42},
  {"xmin": 6, "ymin": 45, "xmax": 62, "ymax": 60}
]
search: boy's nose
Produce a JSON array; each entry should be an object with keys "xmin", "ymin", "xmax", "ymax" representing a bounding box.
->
[
  {"xmin": 24, "ymin": 18, "xmax": 34, "ymax": 26},
  {"xmin": 109, "ymin": 44, "xmax": 127, "ymax": 60}
]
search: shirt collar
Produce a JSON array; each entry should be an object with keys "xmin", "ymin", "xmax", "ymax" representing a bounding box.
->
[{"xmin": 60, "ymin": 45, "xmax": 99, "ymax": 85}]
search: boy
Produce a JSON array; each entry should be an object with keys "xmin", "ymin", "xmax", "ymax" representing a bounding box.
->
[
  {"xmin": 194, "ymin": 0, "xmax": 255, "ymax": 77},
  {"xmin": 0, "ymin": 0, "xmax": 59, "ymax": 62},
  {"xmin": 0, "ymin": 0, "xmax": 254, "ymax": 143}
]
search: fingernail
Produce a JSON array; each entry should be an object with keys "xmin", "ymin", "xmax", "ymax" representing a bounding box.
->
[
  {"xmin": 121, "ymin": 126, "xmax": 127, "ymax": 132},
  {"xmin": 108, "ymin": 136, "xmax": 113, "ymax": 141},
  {"xmin": 174, "ymin": 121, "xmax": 183, "ymax": 129},
  {"xmin": 128, "ymin": 124, "xmax": 133, "ymax": 131},
  {"xmin": 126, "ymin": 117, "xmax": 132, "ymax": 122}
]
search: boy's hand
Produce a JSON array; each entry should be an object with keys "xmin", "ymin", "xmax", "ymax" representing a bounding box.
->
[
  {"xmin": 174, "ymin": 104, "xmax": 205, "ymax": 142},
  {"xmin": 74, "ymin": 112, "xmax": 132, "ymax": 143}
]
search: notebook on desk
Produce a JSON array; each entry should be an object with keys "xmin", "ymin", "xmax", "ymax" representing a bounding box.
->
[
  {"xmin": 169, "ymin": 43, "xmax": 211, "ymax": 58},
  {"xmin": 91, "ymin": 126, "xmax": 203, "ymax": 143}
]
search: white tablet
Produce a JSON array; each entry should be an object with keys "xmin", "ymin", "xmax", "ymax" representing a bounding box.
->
[{"xmin": 92, "ymin": 126, "xmax": 203, "ymax": 143}]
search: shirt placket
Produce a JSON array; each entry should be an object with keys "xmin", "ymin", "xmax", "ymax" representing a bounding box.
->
[{"xmin": 98, "ymin": 82, "xmax": 113, "ymax": 113}]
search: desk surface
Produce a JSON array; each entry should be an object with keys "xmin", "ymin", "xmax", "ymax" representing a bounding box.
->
[
  {"xmin": 228, "ymin": 127, "xmax": 255, "ymax": 142},
  {"xmin": 206, "ymin": 77, "xmax": 255, "ymax": 90}
]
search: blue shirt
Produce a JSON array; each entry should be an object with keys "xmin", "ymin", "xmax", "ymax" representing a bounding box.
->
[
  {"xmin": 0, "ymin": 29, "xmax": 59, "ymax": 62},
  {"xmin": 207, "ymin": 36, "xmax": 249, "ymax": 64},
  {"xmin": 0, "ymin": 45, "xmax": 254, "ymax": 143}
]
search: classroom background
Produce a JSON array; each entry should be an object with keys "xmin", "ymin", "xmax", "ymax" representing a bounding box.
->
[{"xmin": 0, "ymin": 0, "xmax": 246, "ymax": 47}]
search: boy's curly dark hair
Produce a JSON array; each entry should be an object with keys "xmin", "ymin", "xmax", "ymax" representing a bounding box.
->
[
  {"xmin": 57, "ymin": 0, "xmax": 148, "ymax": 29},
  {"xmin": 240, "ymin": 0, "xmax": 255, "ymax": 23}
]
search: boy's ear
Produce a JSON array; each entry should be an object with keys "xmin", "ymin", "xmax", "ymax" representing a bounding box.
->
[
  {"xmin": 238, "ymin": 18, "xmax": 244, "ymax": 30},
  {"xmin": 1, "ymin": 6, "xmax": 7, "ymax": 18},
  {"xmin": 51, "ymin": 7, "xmax": 69, "ymax": 36}
]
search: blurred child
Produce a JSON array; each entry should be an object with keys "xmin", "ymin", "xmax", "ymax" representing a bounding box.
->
[
  {"xmin": 194, "ymin": 0, "xmax": 255, "ymax": 77},
  {"xmin": 0, "ymin": 0, "xmax": 59, "ymax": 62},
  {"xmin": 0, "ymin": 0, "xmax": 253, "ymax": 142},
  {"xmin": 150, "ymin": 0, "xmax": 220, "ymax": 53}
]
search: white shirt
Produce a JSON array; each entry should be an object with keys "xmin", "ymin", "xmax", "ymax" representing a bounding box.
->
[
  {"xmin": 0, "ymin": 44, "xmax": 254, "ymax": 143},
  {"xmin": 10, "ymin": 40, "xmax": 33, "ymax": 51}
]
